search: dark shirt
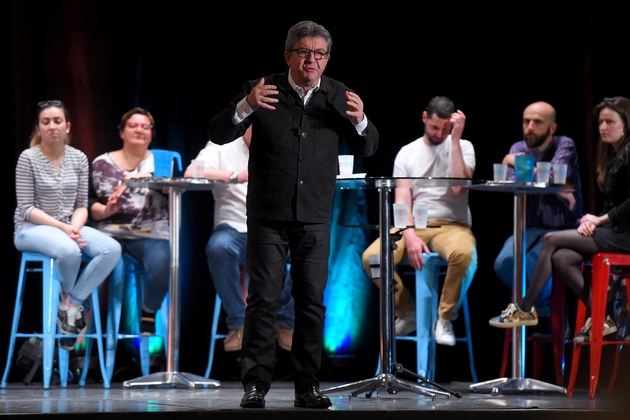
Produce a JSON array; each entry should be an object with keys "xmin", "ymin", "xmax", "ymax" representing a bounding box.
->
[
  {"xmin": 600, "ymin": 143, "xmax": 630, "ymax": 233},
  {"xmin": 208, "ymin": 70, "xmax": 379, "ymax": 224},
  {"xmin": 507, "ymin": 135, "xmax": 583, "ymax": 229}
]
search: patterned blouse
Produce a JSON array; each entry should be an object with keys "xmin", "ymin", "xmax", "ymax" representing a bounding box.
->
[
  {"xmin": 14, "ymin": 145, "xmax": 88, "ymax": 235},
  {"xmin": 90, "ymin": 152, "xmax": 169, "ymax": 240}
]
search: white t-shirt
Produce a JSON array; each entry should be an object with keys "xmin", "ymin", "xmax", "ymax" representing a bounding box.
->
[
  {"xmin": 393, "ymin": 135, "xmax": 476, "ymax": 226},
  {"xmin": 193, "ymin": 137, "xmax": 248, "ymax": 232}
]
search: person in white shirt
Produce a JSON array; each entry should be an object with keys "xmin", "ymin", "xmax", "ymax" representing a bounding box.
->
[
  {"xmin": 184, "ymin": 126, "xmax": 295, "ymax": 354},
  {"xmin": 362, "ymin": 96, "xmax": 477, "ymax": 346}
]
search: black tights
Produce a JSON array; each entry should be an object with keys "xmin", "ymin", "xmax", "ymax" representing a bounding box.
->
[{"xmin": 520, "ymin": 229, "xmax": 599, "ymax": 313}]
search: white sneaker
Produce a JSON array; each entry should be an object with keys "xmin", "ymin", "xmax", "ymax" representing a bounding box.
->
[
  {"xmin": 433, "ymin": 317, "xmax": 456, "ymax": 346},
  {"xmin": 395, "ymin": 311, "xmax": 416, "ymax": 336}
]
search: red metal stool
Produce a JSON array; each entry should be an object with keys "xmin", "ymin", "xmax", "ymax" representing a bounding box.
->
[
  {"xmin": 500, "ymin": 273, "xmax": 566, "ymax": 386},
  {"xmin": 567, "ymin": 252, "xmax": 630, "ymax": 398}
]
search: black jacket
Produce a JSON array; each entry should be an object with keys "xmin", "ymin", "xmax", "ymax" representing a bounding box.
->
[
  {"xmin": 601, "ymin": 143, "xmax": 630, "ymax": 233},
  {"xmin": 208, "ymin": 70, "xmax": 379, "ymax": 223}
]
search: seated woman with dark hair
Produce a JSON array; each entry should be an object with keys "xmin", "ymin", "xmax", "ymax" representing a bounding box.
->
[
  {"xmin": 490, "ymin": 96, "xmax": 630, "ymax": 342},
  {"xmin": 89, "ymin": 107, "xmax": 170, "ymax": 335},
  {"xmin": 14, "ymin": 100, "xmax": 121, "ymax": 349}
]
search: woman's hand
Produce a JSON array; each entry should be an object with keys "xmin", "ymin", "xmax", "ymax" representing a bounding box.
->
[
  {"xmin": 577, "ymin": 221, "xmax": 596, "ymax": 236},
  {"xmin": 579, "ymin": 213, "xmax": 609, "ymax": 228},
  {"xmin": 109, "ymin": 184, "xmax": 128, "ymax": 202},
  {"xmin": 60, "ymin": 223, "xmax": 87, "ymax": 248}
]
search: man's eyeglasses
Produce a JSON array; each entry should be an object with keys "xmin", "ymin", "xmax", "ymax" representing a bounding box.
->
[
  {"xmin": 289, "ymin": 48, "xmax": 329, "ymax": 60},
  {"xmin": 127, "ymin": 123, "xmax": 153, "ymax": 131},
  {"xmin": 37, "ymin": 100, "xmax": 63, "ymax": 108}
]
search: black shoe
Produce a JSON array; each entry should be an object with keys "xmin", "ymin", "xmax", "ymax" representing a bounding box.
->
[
  {"xmin": 294, "ymin": 386, "xmax": 332, "ymax": 409},
  {"xmin": 240, "ymin": 385, "xmax": 265, "ymax": 408},
  {"xmin": 140, "ymin": 310, "xmax": 156, "ymax": 336}
]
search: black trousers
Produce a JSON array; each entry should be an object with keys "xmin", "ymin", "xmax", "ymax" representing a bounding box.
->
[{"xmin": 241, "ymin": 217, "xmax": 329, "ymax": 393}]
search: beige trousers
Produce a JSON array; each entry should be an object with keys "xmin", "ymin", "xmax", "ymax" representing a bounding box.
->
[{"xmin": 362, "ymin": 221, "xmax": 477, "ymax": 320}]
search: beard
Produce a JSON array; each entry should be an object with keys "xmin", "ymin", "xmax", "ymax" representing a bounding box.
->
[
  {"xmin": 425, "ymin": 132, "xmax": 447, "ymax": 145},
  {"xmin": 524, "ymin": 126, "xmax": 551, "ymax": 148}
]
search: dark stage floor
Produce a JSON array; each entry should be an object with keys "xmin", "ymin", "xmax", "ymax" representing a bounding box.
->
[{"xmin": 1, "ymin": 379, "xmax": 629, "ymax": 419}]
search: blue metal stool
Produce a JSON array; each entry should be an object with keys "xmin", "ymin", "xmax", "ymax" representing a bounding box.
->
[
  {"xmin": 205, "ymin": 264, "xmax": 247, "ymax": 378},
  {"xmin": 105, "ymin": 252, "xmax": 168, "ymax": 383},
  {"xmin": 1, "ymin": 251, "xmax": 109, "ymax": 388},
  {"xmin": 151, "ymin": 149, "xmax": 182, "ymax": 177},
  {"xmin": 377, "ymin": 252, "xmax": 478, "ymax": 382}
]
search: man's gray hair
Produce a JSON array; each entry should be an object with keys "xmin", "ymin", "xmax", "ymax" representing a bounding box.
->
[{"xmin": 285, "ymin": 20, "xmax": 332, "ymax": 53}]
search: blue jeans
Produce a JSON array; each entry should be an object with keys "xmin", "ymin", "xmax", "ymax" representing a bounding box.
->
[
  {"xmin": 14, "ymin": 224, "xmax": 121, "ymax": 306},
  {"xmin": 494, "ymin": 228, "xmax": 555, "ymax": 317},
  {"xmin": 117, "ymin": 238, "xmax": 170, "ymax": 313},
  {"xmin": 206, "ymin": 223, "xmax": 295, "ymax": 330}
]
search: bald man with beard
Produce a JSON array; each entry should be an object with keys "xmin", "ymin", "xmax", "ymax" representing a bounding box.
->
[{"xmin": 493, "ymin": 101, "xmax": 583, "ymax": 337}]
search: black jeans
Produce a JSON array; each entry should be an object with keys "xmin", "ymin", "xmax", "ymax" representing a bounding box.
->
[{"xmin": 241, "ymin": 218, "xmax": 330, "ymax": 393}]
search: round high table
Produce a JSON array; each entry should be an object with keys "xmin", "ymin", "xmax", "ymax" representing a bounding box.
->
[
  {"xmin": 467, "ymin": 180, "xmax": 573, "ymax": 395},
  {"xmin": 121, "ymin": 177, "xmax": 222, "ymax": 388},
  {"xmin": 322, "ymin": 176, "xmax": 473, "ymax": 400}
]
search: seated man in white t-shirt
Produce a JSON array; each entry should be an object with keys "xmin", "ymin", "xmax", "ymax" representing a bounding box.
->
[
  {"xmin": 362, "ymin": 96, "xmax": 477, "ymax": 346},
  {"xmin": 185, "ymin": 126, "xmax": 295, "ymax": 352}
]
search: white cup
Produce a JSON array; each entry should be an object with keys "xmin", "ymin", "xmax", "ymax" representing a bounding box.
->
[
  {"xmin": 191, "ymin": 159, "xmax": 205, "ymax": 178},
  {"xmin": 368, "ymin": 254, "xmax": 380, "ymax": 278},
  {"xmin": 493, "ymin": 163, "xmax": 507, "ymax": 181},
  {"xmin": 536, "ymin": 161, "xmax": 551, "ymax": 183},
  {"xmin": 553, "ymin": 163, "xmax": 567, "ymax": 184},
  {"xmin": 392, "ymin": 203, "xmax": 408, "ymax": 228},
  {"xmin": 412, "ymin": 203, "xmax": 428, "ymax": 228},
  {"xmin": 338, "ymin": 155, "xmax": 354, "ymax": 177}
]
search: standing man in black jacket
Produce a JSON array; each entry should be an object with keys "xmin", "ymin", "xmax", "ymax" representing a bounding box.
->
[{"xmin": 208, "ymin": 20, "xmax": 378, "ymax": 409}]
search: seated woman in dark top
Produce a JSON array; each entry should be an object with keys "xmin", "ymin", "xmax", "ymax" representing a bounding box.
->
[
  {"xmin": 489, "ymin": 96, "xmax": 630, "ymax": 342},
  {"xmin": 89, "ymin": 107, "xmax": 170, "ymax": 335}
]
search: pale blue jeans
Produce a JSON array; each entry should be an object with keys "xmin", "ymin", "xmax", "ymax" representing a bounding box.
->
[{"xmin": 14, "ymin": 224, "xmax": 122, "ymax": 306}]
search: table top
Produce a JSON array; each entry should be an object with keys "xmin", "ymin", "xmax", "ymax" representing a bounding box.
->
[
  {"xmin": 124, "ymin": 177, "xmax": 223, "ymax": 191},
  {"xmin": 336, "ymin": 176, "xmax": 476, "ymax": 190},
  {"xmin": 467, "ymin": 180, "xmax": 574, "ymax": 194}
]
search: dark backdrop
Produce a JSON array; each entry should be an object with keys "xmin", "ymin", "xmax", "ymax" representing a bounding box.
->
[{"xmin": 5, "ymin": 0, "xmax": 630, "ymax": 385}]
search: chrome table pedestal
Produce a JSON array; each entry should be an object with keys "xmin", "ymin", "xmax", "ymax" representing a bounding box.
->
[
  {"xmin": 323, "ymin": 177, "xmax": 472, "ymax": 400},
  {"xmin": 122, "ymin": 178, "xmax": 221, "ymax": 389},
  {"xmin": 468, "ymin": 181, "xmax": 572, "ymax": 395}
]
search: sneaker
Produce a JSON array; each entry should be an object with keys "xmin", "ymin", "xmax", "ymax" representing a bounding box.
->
[
  {"xmin": 140, "ymin": 310, "xmax": 156, "ymax": 336},
  {"xmin": 224, "ymin": 328, "xmax": 243, "ymax": 352},
  {"xmin": 395, "ymin": 311, "xmax": 416, "ymax": 336},
  {"xmin": 275, "ymin": 324, "xmax": 293, "ymax": 351},
  {"xmin": 573, "ymin": 316, "xmax": 618, "ymax": 343},
  {"xmin": 489, "ymin": 303, "xmax": 538, "ymax": 328},
  {"xmin": 434, "ymin": 317, "xmax": 456, "ymax": 346},
  {"xmin": 57, "ymin": 304, "xmax": 85, "ymax": 335}
]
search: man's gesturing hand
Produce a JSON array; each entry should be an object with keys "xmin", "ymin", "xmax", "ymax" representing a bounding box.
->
[{"xmin": 246, "ymin": 78, "xmax": 279, "ymax": 111}]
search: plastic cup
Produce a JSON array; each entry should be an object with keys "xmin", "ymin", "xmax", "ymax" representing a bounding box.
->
[
  {"xmin": 191, "ymin": 159, "xmax": 205, "ymax": 178},
  {"xmin": 493, "ymin": 163, "xmax": 507, "ymax": 181},
  {"xmin": 412, "ymin": 203, "xmax": 428, "ymax": 228},
  {"xmin": 368, "ymin": 254, "xmax": 380, "ymax": 278},
  {"xmin": 536, "ymin": 161, "xmax": 551, "ymax": 183},
  {"xmin": 553, "ymin": 163, "xmax": 567, "ymax": 184},
  {"xmin": 338, "ymin": 155, "xmax": 354, "ymax": 177},
  {"xmin": 514, "ymin": 155, "xmax": 535, "ymax": 182},
  {"xmin": 392, "ymin": 203, "xmax": 408, "ymax": 228}
]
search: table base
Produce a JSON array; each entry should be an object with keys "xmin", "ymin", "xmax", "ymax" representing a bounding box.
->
[
  {"xmin": 123, "ymin": 371, "xmax": 220, "ymax": 389},
  {"xmin": 322, "ymin": 373, "xmax": 450, "ymax": 401},
  {"xmin": 469, "ymin": 377, "xmax": 565, "ymax": 395}
]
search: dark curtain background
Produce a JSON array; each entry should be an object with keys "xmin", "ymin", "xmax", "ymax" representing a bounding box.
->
[{"xmin": 5, "ymin": 0, "xmax": 630, "ymax": 384}]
